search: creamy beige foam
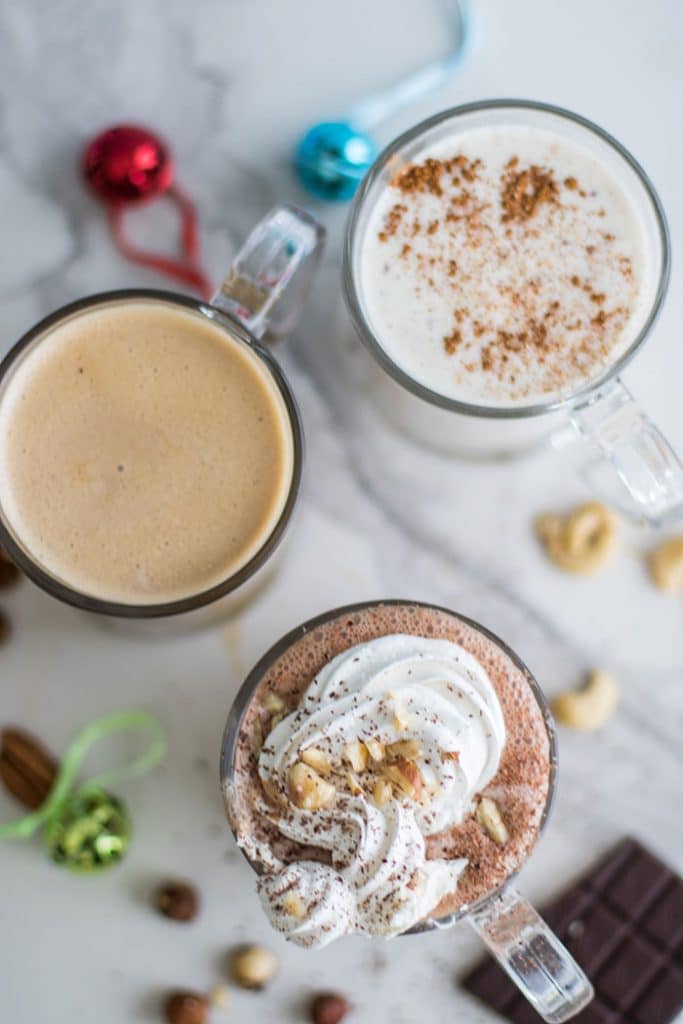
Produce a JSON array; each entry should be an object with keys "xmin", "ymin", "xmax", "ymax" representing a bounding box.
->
[{"xmin": 0, "ymin": 300, "xmax": 295, "ymax": 604}]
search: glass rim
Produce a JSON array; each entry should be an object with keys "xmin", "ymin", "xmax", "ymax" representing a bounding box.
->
[
  {"xmin": 342, "ymin": 97, "xmax": 671, "ymax": 420},
  {"xmin": 0, "ymin": 288, "xmax": 304, "ymax": 619},
  {"xmin": 219, "ymin": 597, "xmax": 558, "ymax": 931}
]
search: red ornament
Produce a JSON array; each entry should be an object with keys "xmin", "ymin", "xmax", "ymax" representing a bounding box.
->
[{"xmin": 83, "ymin": 124, "xmax": 212, "ymax": 300}]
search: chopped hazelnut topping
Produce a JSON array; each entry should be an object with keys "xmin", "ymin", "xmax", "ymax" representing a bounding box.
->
[
  {"xmin": 392, "ymin": 700, "xmax": 411, "ymax": 732},
  {"xmin": 386, "ymin": 739, "xmax": 422, "ymax": 761},
  {"xmin": 288, "ymin": 762, "xmax": 336, "ymax": 811},
  {"xmin": 283, "ymin": 892, "xmax": 306, "ymax": 919},
  {"xmin": 365, "ymin": 739, "xmax": 386, "ymax": 763},
  {"xmin": 301, "ymin": 747, "xmax": 332, "ymax": 775},
  {"xmin": 383, "ymin": 759, "xmax": 423, "ymax": 800},
  {"xmin": 263, "ymin": 693, "xmax": 285, "ymax": 715},
  {"xmin": 373, "ymin": 778, "xmax": 394, "ymax": 808},
  {"xmin": 343, "ymin": 740, "xmax": 369, "ymax": 773}
]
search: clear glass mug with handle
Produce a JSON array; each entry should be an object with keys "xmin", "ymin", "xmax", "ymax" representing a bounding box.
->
[
  {"xmin": 220, "ymin": 599, "xmax": 594, "ymax": 1024},
  {"xmin": 0, "ymin": 205, "xmax": 324, "ymax": 629},
  {"xmin": 343, "ymin": 100, "xmax": 683, "ymax": 527}
]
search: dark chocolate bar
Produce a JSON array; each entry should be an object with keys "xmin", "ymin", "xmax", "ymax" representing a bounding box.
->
[{"xmin": 463, "ymin": 838, "xmax": 683, "ymax": 1024}]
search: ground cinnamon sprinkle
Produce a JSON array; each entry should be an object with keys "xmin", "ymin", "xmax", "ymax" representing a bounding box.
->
[
  {"xmin": 443, "ymin": 328, "xmax": 463, "ymax": 355},
  {"xmin": 372, "ymin": 146, "xmax": 638, "ymax": 400},
  {"xmin": 378, "ymin": 202, "xmax": 407, "ymax": 242},
  {"xmin": 500, "ymin": 160, "xmax": 559, "ymax": 223},
  {"xmin": 392, "ymin": 157, "xmax": 446, "ymax": 197}
]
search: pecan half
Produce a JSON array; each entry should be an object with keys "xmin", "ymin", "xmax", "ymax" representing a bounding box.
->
[{"xmin": 0, "ymin": 727, "xmax": 59, "ymax": 809}]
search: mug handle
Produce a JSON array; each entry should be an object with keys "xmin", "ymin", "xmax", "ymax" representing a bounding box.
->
[
  {"xmin": 469, "ymin": 886, "xmax": 594, "ymax": 1023},
  {"xmin": 552, "ymin": 378, "xmax": 683, "ymax": 526},
  {"xmin": 211, "ymin": 204, "xmax": 325, "ymax": 340}
]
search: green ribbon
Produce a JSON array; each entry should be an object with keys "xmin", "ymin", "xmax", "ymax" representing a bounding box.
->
[{"xmin": 0, "ymin": 712, "xmax": 166, "ymax": 866}]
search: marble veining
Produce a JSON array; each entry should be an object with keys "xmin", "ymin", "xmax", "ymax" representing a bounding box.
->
[{"xmin": 0, "ymin": 2, "xmax": 681, "ymax": 1022}]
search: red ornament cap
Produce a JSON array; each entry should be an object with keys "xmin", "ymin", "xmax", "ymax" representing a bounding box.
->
[
  {"xmin": 83, "ymin": 124, "xmax": 174, "ymax": 204},
  {"xmin": 82, "ymin": 124, "xmax": 212, "ymax": 299}
]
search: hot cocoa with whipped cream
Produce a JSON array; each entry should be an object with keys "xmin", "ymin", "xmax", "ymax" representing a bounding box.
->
[{"xmin": 226, "ymin": 602, "xmax": 550, "ymax": 948}]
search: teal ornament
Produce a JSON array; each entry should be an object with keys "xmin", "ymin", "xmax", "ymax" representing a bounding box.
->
[
  {"xmin": 44, "ymin": 788, "xmax": 130, "ymax": 872},
  {"xmin": 294, "ymin": 0, "xmax": 473, "ymax": 201},
  {"xmin": 295, "ymin": 122, "xmax": 377, "ymax": 201}
]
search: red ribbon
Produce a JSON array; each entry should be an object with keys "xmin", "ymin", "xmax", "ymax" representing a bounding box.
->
[{"xmin": 83, "ymin": 124, "xmax": 212, "ymax": 300}]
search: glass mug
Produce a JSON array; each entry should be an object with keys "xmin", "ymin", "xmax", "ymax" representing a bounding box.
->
[
  {"xmin": 343, "ymin": 100, "xmax": 683, "ymax": 527},
  {"xmin": 0, "ymin": 205, "xmax": 324, "ymax": 628},
  {"xmin": 220, "ymin": 600, "xmax": 594, "ymax": 1024}
]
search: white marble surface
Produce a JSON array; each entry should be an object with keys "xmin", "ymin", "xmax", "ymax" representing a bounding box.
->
[{"xmin": 1, "ymin": 1, "xmax": 682, "ymax": 1021}]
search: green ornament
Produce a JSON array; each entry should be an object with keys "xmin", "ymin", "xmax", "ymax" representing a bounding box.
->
[
  {"xmin": 0, "ymin": 711, "xmax": 165, "ymax": 873},
  {"xmin": 44, "ymin": 788, "xmax": 131, "ymax": 872}
]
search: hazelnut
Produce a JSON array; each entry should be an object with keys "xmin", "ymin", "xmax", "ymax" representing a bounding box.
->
[
  {"xmin": 383, "ymin": 759, "xmax": 423, "ymax": 800},
  {"xmin": 263, "ymin": 693, "xmax": 285, "ymax": 714},
  {"xmin": 373, "ymin": 778, "xmax": 393, "ymax": 807},
  {"xmin": 230, "ymin": 944, "xmax": 278, "ymax": 990},
  {"xmin": 346, "ymin": 771, "xmax": 363, "ymax": 796},
  {"xmin": 391, "ymin": 699, "xmax": 411, "ymax": 732},
  {"xmin": 386, "ymin": 739, "xmax": 421, "ymax": 760},
  {"xmin": 310, "ymin": 992, "xmax": 350, "ymax": 1024},
  {"xmin": 163, "ymin": 990, "xmax": 209, "ymax": 1024},
  {"xmin": 301, "ymin": 746, "xmax": 332, "ymax": 775},
  {"xmin": 364, "ymin": 739, "xmax": 385, "ymax": 763},
  {"xmin": 289, "ymin": 762, "xmax": 336, "ymax": 811},
  {"xmin": 343, "ymin": 740, "xmax": 368, "ymax": 773},
  {"xmin": 154, "ymin": 881, "xmax": 199, "ymax": 922},
  {"xmin": 283, "ymin": 892, "xmax": 306, "ymax": 918}
]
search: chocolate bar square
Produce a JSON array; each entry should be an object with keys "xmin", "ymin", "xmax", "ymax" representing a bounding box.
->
[{"xmin": 463, "ymin": 838, "xmax": 683, "ymax": 1024}]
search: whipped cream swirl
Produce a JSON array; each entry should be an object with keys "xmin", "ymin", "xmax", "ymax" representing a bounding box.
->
[{"xmin": 252, "ymin": 634, "xmax": 506, "ymax": 947}]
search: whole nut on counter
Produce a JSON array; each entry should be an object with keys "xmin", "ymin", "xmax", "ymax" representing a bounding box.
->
[
  {"xmin": 154, "ymin": 881, "xmax": 200, "ymax": 922},
  {"xmin": 209, "ymin": 985, "xmax": 230, "ymax": 1010},
  {"xmin": 536, "ymin": 501, "xmax": 617, "ymax": 574},
  {"xmin": 0, "ymin": 726, "xmax": 58, "ymax": 809},
  {"xmin": 552, "ymin": 670, "xmax": 619, "ymax": 731},
  {"xmin": 310, "ymin": 992, "xmax": 351, "ymax": 1024},
  {"xmin": 163, "ymin": 990, "xmax": 209, "ymax": 1024},
  {"xmin": 649, "ymin": 536, "xmax": 683, "ymax": 592},
  {"xmin": 230, "ymin": 944, "xmax": 278, "ymax": 990}
]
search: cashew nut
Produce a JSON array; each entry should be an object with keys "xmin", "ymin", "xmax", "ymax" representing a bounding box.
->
[
  {"xmin": 536, "ymin": 501, "xmax": 617, "ymax": 574},
  {"xmin": 649, "ymin": 536, "xmax": 683, "ymax": 592},
  {"xmin": 476, "ymin": 796, "xmax": 509, "ymax": 844},
  {"xmin": 552, "ymin": 670, "xmax": 619, "ymax": 730}
]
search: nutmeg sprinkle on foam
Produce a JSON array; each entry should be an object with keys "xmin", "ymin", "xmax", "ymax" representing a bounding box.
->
[{"xmin": 364, "ymin": 131, "xmax": 644, "ymax": 406}]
